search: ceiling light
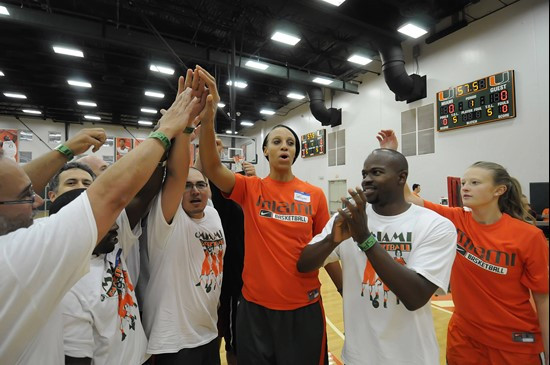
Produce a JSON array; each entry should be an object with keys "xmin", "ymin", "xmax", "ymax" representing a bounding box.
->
[
  {"xmin": 84, "ymin": 115, "xmax": 101, "ymax": 120},
  {"xmin": 150, "ymin": 64, "xmax": 175, "ymax": 75},
  {"xmin": 0, "ymin": 71, "xmax": 4, "ymax": 77},
  {"xmin": 287, "ymin": 92, "xmax": 305, "ymax": 100},
  {"xmin": 398, "ymin": 23, "xmax": 428, "ymax": 39},
  {"xmin": 144, "ymin": 90, "xmax": 165, "ymax": 98},
  {"xmin": 22, "ymin": 109, "xmax": 41, "ymax": 115},
  {"xmin": 218, "ymin": 102, "xmax": 226, "ymax": 108},
  {"xmin": 245, "ymin": 60, "xmax": 269, "ymax": 71},
  {"xmin": 241, "ymin": 121, "xmax": 254, "ymax": 127},
  {"xmin": 138, "ymin": 120, "xmax": 153, "ymax": 126},
  {"xmin": 3, "ymin": 92, "xmax": 27, "ymax": 99},
  {"xmin": 53, "ymin": 46, "xmax": 84, "ymax": 58},
  {"xmin": 313, "ymin": 77, "xmax": 333, "ymax": 85},
  {"xmin": 260, "ymin": 109, "xmax": 276, "ymax": 115},
  {"xmin": 226, "ymin": 80, "xmax": 248, "ymax": 89},
  {"xmin": 68, "ymin": 80, "xmax": 92, "ymax": 88},
  {"xmin": 271, "ymin": 31, "xmax": 301, "ymax": 46},
  {"xmin": 348, "ymin": 54, "xmax": 372, "ymax": 66},
  {"xmin": 141, "ymin": 107, "xmax": 157, "ymax": 114},
  {"xmin": 77, "ymin": 100, "xmax": 97, "ymax": 107},
  {"xmin": 320, "ymin": 0, "xmax": 346, "ymax": 6},
  {"xmin": 0, "ymin": 6, "xmax": 9, "ymax": 16},
  {"xmin": 226, "ymin": 130, "xmax": 237, "ymax": 135}
]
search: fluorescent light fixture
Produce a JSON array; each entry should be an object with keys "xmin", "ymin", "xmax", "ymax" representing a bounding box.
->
[
  {"xmin": 138, "ymin": 120, "xmax": 153, "ymax": 126},
  {"xmin": 149, "ymin": 64, "xmax": 175, "ymax": 75},
  {"xmin": 53, "ymin": 46, "xmax": 84, "ymax": 58},
  {"xmin": 260, "ymin": 109, "xmax": 276, "ymax": 115},
  {"xmin": 0, "ymin": 71, "xmax": 4, "ymax": 76},
  {"xmin": 3, "ymin": 92, "xmax": 27, "ymax": 99},
  {"xmin": 348, "ymin": 54, "xmax": 372, "ymax": 66},
  {"xmin": 225, "ymin": 130, "xmax": 237, "ymax": 135},
  {"xmin": 271, "ymin": 31, "xmax": 301, "ymax": 46},
  {"xmin": 144, "ymin": 90, "xmax": 165, "ymax": 98},
  {"xmin": 0, "ymin": 6, "xmax": 9, "ymax": 15},
  {"xmin": 217, "ymin": 102, "xmax": 226, "ymax": 108},
  {"xmin": 84, "ymin": 115, "xmax": 101, "ymax": 120},
  {"xmin": 245, "ymin": 60, "xmax": 269, "ymax": 70},
  {"xmin": 22, "ymin": 109, "xmax": 41, "ymax": 115},
  {"xmin": 77, "ymin": 100, "xmax": 97, "ymax": 107},
  {"xmin": 398, "ymin": 23, "xmax": 428, "ymax": 39},
  {"xmin": 287, "ymin": 92, "xmax": 305, "ymax": 100},
  {"xmin": 141, "ymin": 107, "xmax": 157, "ymax": 114},
  {"xmin": 226, "ymin": 80, "xmax": 248, "ymax": 89},
  {"xmin": 313, "ymin": 77, "xmax": 333, "ymax": 85},
  {"xmin": 320, "ymin": 0, "xmax": 346, "ymax": 6},
  {"xmin": 241, "ymin": 121, "xmax": 254, "ymax": 127},
  {"xmin": 68, "ymin": 79, "xmax": 92, "ymax": 88}
]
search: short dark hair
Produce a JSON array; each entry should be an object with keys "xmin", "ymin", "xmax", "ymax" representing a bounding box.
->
[
  {"xmin": 412, "ymin": 184, "xmax": 420, "ymax": 190},
  {"xmin": 49, "ymin": 162, "xmax": 96, "ymax": 193},
  {"xmin": 262, "ymin": 125, "xmax": 300, "ymax": 164}
]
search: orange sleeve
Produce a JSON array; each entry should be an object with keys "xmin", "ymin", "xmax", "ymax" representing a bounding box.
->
[
  {"xmin": 520, "ymin": 230, "xmax": 549, "ymax": 293},
  {"xmin": 226, "ymin": 172, "xmax": 247, "ymax": 205},
  {"xmin": 312, "ymin": 189, "xmax": 330, "ymax": 236},
  {"xmin": 423, "ymin": 200, "xmax": 465, "ymax": 223}
]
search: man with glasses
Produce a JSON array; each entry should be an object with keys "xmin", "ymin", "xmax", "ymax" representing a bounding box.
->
[{"xmin": 143, "ymin": 165, "xmax": 226, "ymax": 364}]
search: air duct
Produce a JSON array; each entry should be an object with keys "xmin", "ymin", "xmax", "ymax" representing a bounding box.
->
[
  {"xmin": 307, "ymin": 87, "xmax": 342, "ymax": 127},
  {"xmin": 374, "ymin": 39, "xmax": 427, "ymax": 103}
]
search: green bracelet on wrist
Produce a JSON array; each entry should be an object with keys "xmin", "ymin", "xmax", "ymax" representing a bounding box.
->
[
  {"xmin": 357, "ymin": 233, "xmax": 377, "ymax": 252},
  {"xmin": 55, "ymin": 144, "xmax": 74, "ymax": 161},
  {"xmin": 183, "ymin": 126, "xmax": 195, "ymax": 134},
  {"xmin": 148, "ymin": 131, "xmax": 171, "ymax": 151}
]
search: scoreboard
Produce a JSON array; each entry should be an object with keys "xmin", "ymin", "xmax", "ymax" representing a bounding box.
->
[
  {"xmin": 436, "ymin": 70, "xmax": 516, "ymax": 132},
  {"xmin": 301, "ymin": 129, "xmax": 326, "ymax": 158}
]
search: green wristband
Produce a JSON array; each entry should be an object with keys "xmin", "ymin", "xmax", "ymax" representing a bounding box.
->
[
  {"xmin": 357, "ymin": 233, "xmax": 377, "ymax": 252},
  {"xmin": 55, "ymin": 144, "xmax": 74, "ymax": 161},
  {"xmin": 183, "ymin": 126, "xmax": 195, "ymax": 134},
  {"xmin": 148, "ymin": 131, "xmax": 171, "ymax": 151}
]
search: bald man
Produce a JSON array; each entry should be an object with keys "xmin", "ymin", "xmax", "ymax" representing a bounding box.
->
[
  {"xmin": 298, "ymin": 147, "xmax": 457, "ymax": 365},
  {"xmin": 77, "ymin": 155, "xmax": 109, "ymax": 176}
]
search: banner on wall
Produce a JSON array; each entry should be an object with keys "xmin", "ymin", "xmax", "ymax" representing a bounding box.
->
[
  {"xmin": 0, "ymin": 129, "xmax": 19, "ymax": 162},
  {"xmin": 115, "ymin": 137, "xmax": 133, "ymax": 161}
]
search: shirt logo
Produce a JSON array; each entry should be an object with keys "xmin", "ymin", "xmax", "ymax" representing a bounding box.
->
[{"xmin": 259, "ymin": 209, "xmax": 308, "ymax": 223}]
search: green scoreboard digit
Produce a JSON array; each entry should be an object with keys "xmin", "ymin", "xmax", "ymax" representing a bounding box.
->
[
  {"xmin": 436, "ymin": 70, "xmax": 516, "ymax": 132},
  {"xmin": 301, "ymin": 129, "xmax": 326, "ymax": 158}
]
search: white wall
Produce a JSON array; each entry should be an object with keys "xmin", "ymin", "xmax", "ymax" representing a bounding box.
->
[{"xmin": 242, "ymin": 0, "xmax": 549, "ymax": 203}]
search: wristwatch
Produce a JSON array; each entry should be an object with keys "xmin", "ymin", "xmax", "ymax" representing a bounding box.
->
[{"xmin": 357, "ymin": 233, "xmax": 377, "ymax": 252}]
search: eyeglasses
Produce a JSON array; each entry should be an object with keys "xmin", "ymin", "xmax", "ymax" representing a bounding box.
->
[
  {"xmin": 185, "ymin": 182, "xmax": 208, "ymax": 191},
  {"xmin": 0, "ymin": 193, "xmax": 36, "ymax": 205}
]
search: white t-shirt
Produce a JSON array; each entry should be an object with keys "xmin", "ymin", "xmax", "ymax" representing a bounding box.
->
[
  {"xmin": 60, "ymin": 210, "xmax": 148, "ymax": 364},
  {"xmin": 143, "ymin": 193, "xmax": 226, "ymax": 354},
  {"xmin": 0, "ymin": 193, "xmax": 97, "ymax": 365},
  {"xmin": 313, "ymin": 204, "xmax": 457, "ymax": 365}
]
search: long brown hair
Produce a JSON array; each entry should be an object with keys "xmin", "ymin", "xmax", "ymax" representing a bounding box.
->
[{"xmin": 470, "ymin": 161, "xmax": 534, "ymax": 223}]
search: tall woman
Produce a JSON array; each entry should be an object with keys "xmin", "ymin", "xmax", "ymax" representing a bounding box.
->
[
  {"xmin": 378, "ymin": 130, "xmax": 548, "ymax": 365},
  {"xmin": 198, "ymin": 67, "xmax": 330, "ymax": 365}
]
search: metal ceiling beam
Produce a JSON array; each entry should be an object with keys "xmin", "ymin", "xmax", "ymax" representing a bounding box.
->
[{"xmin": 1, "ymin": 3, "xmax": 359, "ymax": 94}]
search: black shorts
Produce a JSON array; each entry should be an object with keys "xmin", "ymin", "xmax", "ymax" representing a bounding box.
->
[
  {"xmin": 153, "ymin": 338, "xmax": 220, "ymax": 365},
  {"xmin": 236, "ymin": 297, "xmax": 328, "ymax": 365},
  {"xmin": 217, "ymin": 290, "xmax": 239, "ymax": 353}
]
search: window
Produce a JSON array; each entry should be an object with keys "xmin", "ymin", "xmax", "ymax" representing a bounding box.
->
[
  {"xmin": 328, "ymin": 129, "xmax": 345, "ymax": 166},
  {"xmin": 401, "ymin": 103, "xmax": 435, "ymax": 156}
]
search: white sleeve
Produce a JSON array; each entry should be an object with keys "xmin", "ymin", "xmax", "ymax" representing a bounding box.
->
[
  {"xmin": 0, "ymin": 192, "xmax": 97, "ymax": 364},
  {"xmin": 309, "ymin": 213, "xmax": 341, "ymax": 265},
  {"xmin": 60, "ymin": 291, "xmax": 94, "ymax": 359},
  {"xmin": 406, "ymin": 218, "xmax": 457, "ymax": 293},
  {"xmin": 116, "ymin": 210, "xmax": 142, "ymax": 260},
  {"xmin": 146, "ymin": 191, "xmax": 181, "ymax": 252}
]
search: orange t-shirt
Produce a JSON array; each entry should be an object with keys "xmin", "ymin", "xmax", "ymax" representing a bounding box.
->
[
  {"xmin": 227, "ymin": 173, "xmax": 330, "ymax": 310},
  {"xmin": 543, "ymin": 208, "xmax": 549, "ymax": 222},
  {"xmin": 424, "ymin": 201, "xmax": 549, "ymax": 354}
]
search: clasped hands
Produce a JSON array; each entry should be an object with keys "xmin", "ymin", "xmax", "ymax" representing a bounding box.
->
[{"xmin": 331, "ymin": 187, "xmax": 371, "ymax": 246}]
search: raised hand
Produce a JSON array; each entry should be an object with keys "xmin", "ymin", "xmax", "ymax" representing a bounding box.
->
[
  {"xmin": 376, "ymin": 129, "xmax": 398, "ymax": 150},
  {"xmin": 331, "ymin": 213, "xmax": 351, "ymax": 244},
  {"xmin": 157, "ymin": 88, "xmax": 200, "ymax": 137},
  {"xmin": 65, "ymin": 128, "xmax": 107, "ymax": 154},
  {"xmin": 242, "ymin": 161, "xmax": 257, "ymax": 177},
  {"xmin": 196, "ymin": 65, "xmax": 220, "ymax": 123},
  {"xmin": 338, "ymin": 187, "xmax": 371, "ymax": 244}
]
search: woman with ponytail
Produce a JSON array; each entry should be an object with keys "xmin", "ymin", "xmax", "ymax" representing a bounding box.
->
[{"xmin": 377, "ymin": 130, "xmax": 549, "ymax": 365}]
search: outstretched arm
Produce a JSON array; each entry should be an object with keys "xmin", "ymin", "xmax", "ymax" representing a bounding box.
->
[
  {"xmin": 197, "ymin": 66, "xmax": 236, "ymax": 194},
  {"xmin": 23, "ymin": 128, "xmax": 107, "ymax": 193},
  {"xmin": 376, "ymin": 129, "xmax": 424, "ymax": 207}
]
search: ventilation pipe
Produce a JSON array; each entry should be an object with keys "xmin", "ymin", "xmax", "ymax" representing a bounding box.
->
[
  {"xmin": 374, "ymin": 38, "xmax": 426, "ymax": 103},
  {"xmin": 307, "ymin": 87, "xmax": 342, "ymax": 127}
]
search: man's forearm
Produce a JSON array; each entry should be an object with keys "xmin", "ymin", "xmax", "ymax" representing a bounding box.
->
[
  {"xmin": 23, "ymin": 150, "xmax": 69, "ymax": 193},
  {"xmin": 297, "ymin": 235, "xmax": 339, "ymax": 273}
]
